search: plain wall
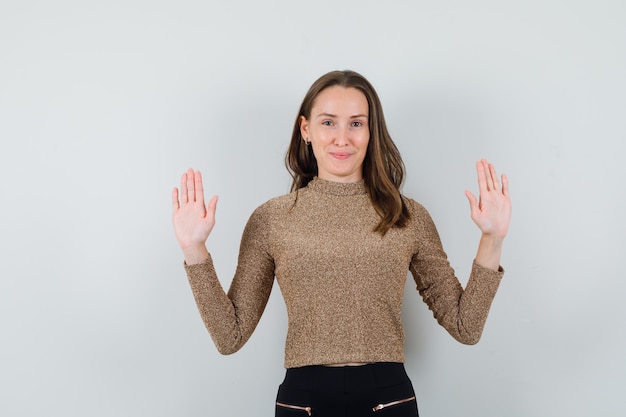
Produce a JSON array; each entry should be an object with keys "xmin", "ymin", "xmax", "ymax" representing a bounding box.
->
[{"xmin": 1, "ymin": 1, "xmax": 625, "ymax": 416}]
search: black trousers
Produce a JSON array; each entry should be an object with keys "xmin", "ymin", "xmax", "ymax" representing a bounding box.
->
[{"xmin": 275, "ymin": 362, "xmax": 419, "ymax": 417}]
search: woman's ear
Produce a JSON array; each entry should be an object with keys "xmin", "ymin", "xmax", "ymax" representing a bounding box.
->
[{"xmin": 299, "ymin": 115, "xmax": 309, "ymax": 142}]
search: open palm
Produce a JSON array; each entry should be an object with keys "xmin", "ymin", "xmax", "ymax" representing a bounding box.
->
[
  {"xmin": 172, "ymin": 169, "xmax": 218, "ymax": 252},
  {"xmin": 465, "ymin": 159, "xmax": 511, "ymax": 239}
]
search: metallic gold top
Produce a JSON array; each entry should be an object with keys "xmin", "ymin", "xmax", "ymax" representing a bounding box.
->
[{"xmin": 185, "ymin": 177, "xmax": 503, "ymax": 368}]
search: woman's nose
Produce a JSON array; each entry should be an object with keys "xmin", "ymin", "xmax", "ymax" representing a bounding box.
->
[{"xmin": 333, "ymin": 126, "xmax": 349, "ymax": 145}]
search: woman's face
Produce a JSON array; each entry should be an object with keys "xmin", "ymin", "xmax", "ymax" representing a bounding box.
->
[{"xmin": 300, "ymin": 86, "xmax": 370, "ymax": 183}]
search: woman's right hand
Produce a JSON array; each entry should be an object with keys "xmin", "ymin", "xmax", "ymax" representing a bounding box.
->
[{"xmin": 172, "ymin": 168, "xmax": 218, "ymax": 264}]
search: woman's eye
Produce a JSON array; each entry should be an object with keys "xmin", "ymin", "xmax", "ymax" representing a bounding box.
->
[
  {"xmin": 322, "ymin": 120, "xmax": 333, "ymax": 126},
  {"xmin": 352, "ymin": 121, "xmax": 363, "ymax": 127}
]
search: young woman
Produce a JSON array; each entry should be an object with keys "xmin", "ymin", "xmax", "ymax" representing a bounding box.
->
[{"xmin": 172, "ymin": 70, "xmax": 511, "ymax": 416}]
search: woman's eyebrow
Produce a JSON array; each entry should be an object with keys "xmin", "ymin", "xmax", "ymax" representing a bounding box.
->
[{"xmin": 315, "ymin": 112, "xmax": 368, "ymax": 118}]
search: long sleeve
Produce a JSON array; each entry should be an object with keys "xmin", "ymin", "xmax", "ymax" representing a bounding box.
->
[
  {"xmin": 184, "ymin": 205, "xmax": 275, "ymax": 354},
  {"xmin": 408, "ymin": 201, "xmax": 503, "ymax": 345}
]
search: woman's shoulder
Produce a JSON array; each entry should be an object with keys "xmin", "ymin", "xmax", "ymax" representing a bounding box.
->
[
  {"xmin": 402, "ymin": 195, "xmax": 429, "ymax": 216},
  {"xmin": 248, "ymin": 189, "xmax": 298, "ymax": 219},
  {"xmin": 239, "ymin": 191, "xmax": 298, "ymax": 239},
  {"xmin": 396, "ymin": 195, "xmax": 444, "ymax": 249},
  {"xmin": 401, "ymin": 195, "xmax": 438, "ymax": 231}
]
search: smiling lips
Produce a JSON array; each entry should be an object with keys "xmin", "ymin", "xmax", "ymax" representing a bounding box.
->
[{"xmin": 330, "ymin": 152, "xmax": 352, "ymax": 160}]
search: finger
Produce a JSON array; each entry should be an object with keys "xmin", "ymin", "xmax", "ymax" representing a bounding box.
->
[
  {"xmin": 502, "ymin": 173, "xmax": 510, "ymax": 198},
  {"xmin": 195, "ymin": 170, "xmax": 204, "ymax": 204},
  {"xmin": 180, "ymin": 172, "xmax": 188, "ymax": 204},
  {"xmin": 476, "ymin": 160, "xmax": 488, "ymax": 194},
  {"xmin": 489, "ymin": 162, "xmax": 499, "ymax": 191},
  {"xmin": 465, "ymin": 190, "xmax": 479, "ymax": 219},
  {"xmin": 172, "ymin": 188, "xmax": 180, "ymax": 211},
  {"xmin": 186, "ymin": 168, "xmax": 195, "ymax": 202},
  {"xmin": 482, "ymin": 159, "xmax": 495, "ymax": 191},
  {"xmin": 206, "ymin": 195, "xmax": 219, "ymax": 223}
]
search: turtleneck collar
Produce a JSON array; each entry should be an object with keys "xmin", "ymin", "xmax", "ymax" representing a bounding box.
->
[{"xmin": 306, "ymin": 177, "xmax": 367, "ymax": 196}]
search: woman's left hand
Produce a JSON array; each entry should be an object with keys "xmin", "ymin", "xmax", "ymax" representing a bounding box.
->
[{"xmin": 465, "ymin": 159, "xmax": 512, "ymax": 239}]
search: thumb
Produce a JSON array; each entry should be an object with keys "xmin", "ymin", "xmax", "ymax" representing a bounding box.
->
[
  {"xmin": 206, "ymin": 195, "xmax": 219, "ymax": 223},
  {"xmin": 465, "ymin": 190, "xmax": 479, "ymax": 219}
]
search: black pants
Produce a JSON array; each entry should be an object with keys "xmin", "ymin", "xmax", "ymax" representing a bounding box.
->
[{"xmin": 275, "ymin": 362, "xmax": 419, "ymax": 417}]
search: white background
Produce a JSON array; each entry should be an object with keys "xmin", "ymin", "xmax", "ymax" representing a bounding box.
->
[{"xmin": 1, "ymin": 1, "xmax": 625, "ymax": 416}]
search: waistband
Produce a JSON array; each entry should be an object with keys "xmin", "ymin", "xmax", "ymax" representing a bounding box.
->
[{"xmin": 282, "ymin": 362, "xmax": 409, "ymax": 394}]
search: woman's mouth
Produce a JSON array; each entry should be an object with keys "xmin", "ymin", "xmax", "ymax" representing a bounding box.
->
[{"xmin": 331, "ymin": 152, "xmax": 351, "ymax": 160}]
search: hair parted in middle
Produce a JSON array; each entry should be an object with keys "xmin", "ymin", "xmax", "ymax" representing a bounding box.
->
[{"xmin": 285, "ymin": 69, "xmax": 411, "ymax": 235}]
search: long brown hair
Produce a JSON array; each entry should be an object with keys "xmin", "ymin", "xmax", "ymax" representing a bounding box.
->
[{"xmin": 285, "ymin": 70, "xmax": 410, "ymax": 235}]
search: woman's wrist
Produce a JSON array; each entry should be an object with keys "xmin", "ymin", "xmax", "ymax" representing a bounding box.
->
[
  {"xmin": 474, "ymin": 234, "xmax": 504, "ymax": 271},
  {"xmin": 182, "ymin": 244, "xmax": 210, "ymax": 265}
]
